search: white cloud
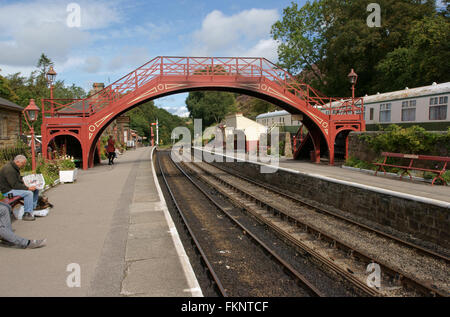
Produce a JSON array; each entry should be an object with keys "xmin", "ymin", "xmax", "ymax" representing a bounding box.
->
[
  {"xmin": 83, "ymin": 56, "xmax": 102, "ymax": 73},
  {"xmin": 0, "ymin": 0, "xmax": 122, "ymax": 67},
  {"xmin": 162, "ymin": 106, "xmax": 190, "ymax": 118},
  {"xmin": 191, "ymin": 8, "xmax": 279, "ymax": 60},
  {"xmin": 244, "ymin": 39, "xmax": 279, "ymax": 61}
]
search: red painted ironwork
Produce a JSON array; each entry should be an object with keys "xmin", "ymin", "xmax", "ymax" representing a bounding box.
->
[
  {"xmin": 374, "ymin": 152, "xmax": 449, "ymax": 186},
  {"xmin": 41, "ymin": 56, "xmax": 365, "ymax": 169}
]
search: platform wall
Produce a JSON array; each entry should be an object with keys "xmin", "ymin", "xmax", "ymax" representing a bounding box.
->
[{"xmin": 209, "ymin": 158, "xmax": 449, "ymax": 250}]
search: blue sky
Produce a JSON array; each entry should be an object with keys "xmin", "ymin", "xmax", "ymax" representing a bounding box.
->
[{"xmin": 0, "ymin": 0, "xmax": 302, "ymax": 116}]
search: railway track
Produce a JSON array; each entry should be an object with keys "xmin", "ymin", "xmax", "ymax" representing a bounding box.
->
[
  {"xmin": 182, "ymin": 153, "xmax": 449, "ymax": 297},
  {"xmin": 157, "ymin": 151, "xmax": 325, "ymax": 297}
]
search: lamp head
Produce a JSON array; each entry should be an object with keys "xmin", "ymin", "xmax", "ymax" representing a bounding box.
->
[
  {"xmin": 348, "ymin": 68, "xmax": 358, "ymax": 85},
  {"xmin": 24, "ymin": 99, "xmax": 40, "ymax": 122},
  {"xmin": 46, "ymin": 65, "xmax": 57, "ymax": 85}
]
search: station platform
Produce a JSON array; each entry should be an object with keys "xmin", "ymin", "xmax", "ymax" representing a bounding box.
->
[
  {"xmin": 278, "ymin": 158, "xmax": 450, "ymax": 205},
  {"xmin": 194, "ymin": 147, "xmax": 450, "ymax": 207},
  {"xmin": 0, "ymin": 147, "xmax": 201, "ymax": 297}
]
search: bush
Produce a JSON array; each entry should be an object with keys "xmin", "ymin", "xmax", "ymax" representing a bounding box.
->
[
  {"xmin": 345, "ymin": 156, "xmax": 376, "ymax": 170},
  {"xmin": 364, "ymin": 125, "xmax": 450, "ymax": 155},
  {"xmin": 0, "ymin": 141, "xmax": 30, "ymax": 164}
]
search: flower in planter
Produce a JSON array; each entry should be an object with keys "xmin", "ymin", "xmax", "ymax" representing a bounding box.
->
[{"xmin": 58, "ymin": 155, "xmax": 76, "ymax": 171}]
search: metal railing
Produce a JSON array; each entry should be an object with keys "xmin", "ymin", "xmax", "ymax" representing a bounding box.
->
[{"xmin": 42, "ymin": 56, "xmax": 364, "ymax": 120}]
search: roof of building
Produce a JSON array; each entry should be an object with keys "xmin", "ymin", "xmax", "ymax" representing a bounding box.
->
[
  {"xmin": 255, "ymin": 110, "xmax": 290, "ymax": 119},
  {"xmin": 362, "ymin": 82, "xmax": 450, "ymax": 104},
  {"xmin": 0, "ymin": 96, "xmax": 23, "ymax": 112}
]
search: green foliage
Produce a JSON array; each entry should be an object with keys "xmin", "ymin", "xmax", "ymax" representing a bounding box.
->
[
  {"xmin": 236, "ymin": 96, "xmax": 278, "ymax": 120},
  {"xmin": 0, "ymin": 54, "xmax": 87, "ymax": 134},
  {"xmin": 271, "ymin": 0, "xmax": 441, "ymax": 96},
  {"xmin": 364, "ymin": 125, "xmax": 450, "ymax": 155},
  {"xmin": 279, "ymin": 140, "xmax": 285, "ymax": 156},
  {"xmin": 127, "ymin": 100, "xmax": 188, "ymax": 145},
  {"xmin": 36, "ymin": 158, "xmax": 60, "ymax": 186},
  {"xmin": 345, "ymin": 156, "xmax": 377, "ymax": 170},
  {"xmin": 376, "ymin": 15, "xmax": 450, "ymax": 90},
  {"xmin": 0, "ymin": 141, "xmax": 29, "ymax": 163},
  {"xmin": 57, "ymin": 155, "xmax": 76, "ymax": 171},
  {"xmin": 186, "ymin": 91, "xmax": 236, "ymax": 128}
]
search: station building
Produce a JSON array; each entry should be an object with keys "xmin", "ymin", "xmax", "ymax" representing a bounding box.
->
[
  {"xmin": 216, "ymin": 113, "xmax": 267, "ymax": 153},
  {"xmin": 0, "ymin": 97, "xmax": 23, "ymax": 148}
]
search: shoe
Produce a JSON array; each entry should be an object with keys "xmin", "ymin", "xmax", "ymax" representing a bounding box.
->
[
  {"xmin": 27, "ymin": 239, "xmax": 47, "ymax": 249},
  {"xmin": 22, "ymin": 212, "xmax": 35, "ymax": 221}
]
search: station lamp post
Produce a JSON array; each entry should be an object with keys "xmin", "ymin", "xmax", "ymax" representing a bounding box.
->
[
  {"xmin": 347, "ymin": 68, "xmax": 358, "ymax": 100},
  {"xmin": 23, "ymin": 99, "xmax": 40, "ymax": 172},
  {"xmin": 46, "ymin": 66, "xmax": 57, "ymax": 115},
  {"xmin": 46, "ymin": 66, "xmax": 57, "ymax": 98}
]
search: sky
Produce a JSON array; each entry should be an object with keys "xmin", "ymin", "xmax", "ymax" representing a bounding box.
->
[{"xmin": 0, "ymin": 0, "xmax": 302, "ymax": 117}]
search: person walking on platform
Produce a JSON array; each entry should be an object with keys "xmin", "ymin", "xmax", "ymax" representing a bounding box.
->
[
  {"xmin": 0, "ymin": 202, "xmax": 46, "ymax": 249},
  {"xmin": 107, "ymin": 135, "xmax": 116, "ymax": 165},
  {"xmin": 0, "ymin": 155, "xmax": 39, "ymax": 221}
]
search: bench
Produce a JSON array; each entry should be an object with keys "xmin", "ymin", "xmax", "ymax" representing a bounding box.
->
[
  {"xmin": 374, "ymin": 152, "xmax": 450, "ymax": 186},
  {"xmin": 0, "ymin": 196, "xmax": 24, "ymax": 217}
]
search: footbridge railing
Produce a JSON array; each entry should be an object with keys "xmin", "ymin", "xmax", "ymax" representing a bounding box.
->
[{"xmin": 42, "ymin": 56, "xmax": 364, "ymax": 120}]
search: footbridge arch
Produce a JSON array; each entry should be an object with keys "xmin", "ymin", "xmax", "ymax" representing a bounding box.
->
[{"xmin": 41, "ymin": 57, "xmax": 365, "ymax": 169}]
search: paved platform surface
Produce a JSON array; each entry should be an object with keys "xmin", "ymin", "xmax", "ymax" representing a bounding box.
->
[
  {"xmin": 0, "ymin": 147, "xmax": 201, "ymax": 297},
  {"xmin": 278, "ymin": 158, "xmax": 450, "ymax": 204}
]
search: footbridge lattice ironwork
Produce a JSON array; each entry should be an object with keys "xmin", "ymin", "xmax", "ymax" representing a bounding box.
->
[{"xmin": 41, "ymin": 56, "xmax": 365, "ymax": 169}]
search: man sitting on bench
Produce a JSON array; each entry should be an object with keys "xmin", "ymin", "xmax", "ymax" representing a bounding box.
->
[
  {"xmin": 0, "ymin": 155, "xmax": 39, "ymax": 221},
  {"xmin": 0, "ymin": 202, "xmax": 46, "ymax": 249}
]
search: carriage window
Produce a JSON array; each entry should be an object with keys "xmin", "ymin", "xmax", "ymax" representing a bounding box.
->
[
  {"xmin": 379, "ymin": 103, "xmax": 391, "ymax": 122},
  {"xmin": 401, "ymin": 100, "xmax": 416, "ymax": 121},
  {"xmin": 429, "ymin": 96, "xmax": 448, "ymax": 120}
]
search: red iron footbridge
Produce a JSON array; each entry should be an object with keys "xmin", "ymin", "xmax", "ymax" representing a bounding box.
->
[{"xmin": 41, "ymin": 56, "xmax": 365, "ymax": 169}]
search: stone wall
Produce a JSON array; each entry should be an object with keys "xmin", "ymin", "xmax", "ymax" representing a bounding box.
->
[
  {"xmin": 0, "ymin": 109, "xmax": 21, "ymax": 148},
  {"xmin": 210, "ymin": 158, "xmax": 449, "ymax": 250},
  {"xmin": 347, "ymin": 131, "xmax": 379, "ymax": 162}
]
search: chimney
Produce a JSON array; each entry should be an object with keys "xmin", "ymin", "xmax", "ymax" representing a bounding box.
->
[{"xmin": 89, "ymin": 83, "xmax": 105, "ymax": 97}]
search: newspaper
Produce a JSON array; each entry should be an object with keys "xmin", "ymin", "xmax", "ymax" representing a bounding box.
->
[{"xmin": 22, "ymin": 174, "xmax": 46, "ymax": 190}]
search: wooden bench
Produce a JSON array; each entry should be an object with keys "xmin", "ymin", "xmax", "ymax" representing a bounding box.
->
[
  {"xmin": 374, "ymin": 152, "xmax": 450, "ymax": 186},
  {"xmin": 0, "ymin": 195, "xmax": 24, "ymax": 216}
]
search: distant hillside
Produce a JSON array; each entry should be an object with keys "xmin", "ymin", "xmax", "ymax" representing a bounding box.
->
[
  {"xmin": 235, "ymin": 95, "xmax": 280, "ymax": 120},
  {"xmin": 127, "ymin": 100, "xmax": 189, "ymax": 145}
]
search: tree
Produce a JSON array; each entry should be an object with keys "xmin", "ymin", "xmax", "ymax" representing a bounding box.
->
[
  {"xmin": 127, "ymin": 100, "xmax": 188, "ymax": 145},
  {"xmin": 271, "ymin": 0, "xmax": 439, "ymax": 96},
  {"xmin": 36, "ymin": 53, "xmax": 53, "ymax": 76},
  {"xmin": 2, "ymin": 54, "xmax": 86, "ymax": 133},
  {"xmin": 0, "ymin": 75, "xmax": 19, "ymax": 102},
  {"xmin": 271, "ymin": 1, "xmax": 328, "ymax": 88},
  {"xmin": 185, "ymin": 91, "xmax": 236, "ymax": 127},
  {"xmin": 377, "ymin": 15, "xmax": 450, "ymax": 89}
]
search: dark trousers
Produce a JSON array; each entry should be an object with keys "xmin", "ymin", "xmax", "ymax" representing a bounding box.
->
[{"xmin": 108, "ymin": 152, "xmax": 115, "ymax": 165}]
